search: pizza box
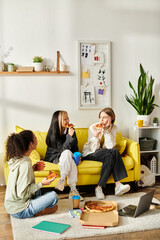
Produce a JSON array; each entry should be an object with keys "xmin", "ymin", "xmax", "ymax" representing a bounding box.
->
[{"xmin": 80, "ymin": 200, "xmax": 118, "ymax": 227}]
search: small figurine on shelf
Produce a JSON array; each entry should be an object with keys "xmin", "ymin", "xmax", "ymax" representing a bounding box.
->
[
  {"xmin": 45, "ymin": 65, "xmax": 50, "ymax": 72},
  {"xmin": 153, "ymin": 117, "xmax": 158, "ymax": 126},
  {"xmin": 33, "ymin": 56, "xmax": 43, "ymax": 72}
]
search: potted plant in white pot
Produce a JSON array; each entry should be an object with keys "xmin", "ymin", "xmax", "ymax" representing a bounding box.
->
[
  {"xmin": 125, "ymin": 64, "xmax": 159, "ymax": 126},
  {"xmin": 33, "ymin": 56, "xmax": 43, "ymax": 71},
  {"xmin": 153, "ymin": 117, "xmax": 158, "ymax": 126}
]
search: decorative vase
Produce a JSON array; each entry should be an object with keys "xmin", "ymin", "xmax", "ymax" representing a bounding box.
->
[
  {"xmin": 137, "ymin": 115, "xmax": 150, "ymax": 127},
  {"xmin": 33, "ymin": 62, "xmax": 43, "ymax": 72}
]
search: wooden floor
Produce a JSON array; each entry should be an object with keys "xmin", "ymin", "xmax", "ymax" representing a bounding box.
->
[{"xmin": 1, "ymin": 181, "xmax": 160, "ymax": 240}]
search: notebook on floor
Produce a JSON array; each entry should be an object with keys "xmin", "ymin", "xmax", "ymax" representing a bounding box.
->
[
  {"xmin": 118, "ymin": 190, "xmax": 155, "ymax": 218},
  {"xmin": 32, "ymin": 221, "xmax": 71, "ymax": 234}
]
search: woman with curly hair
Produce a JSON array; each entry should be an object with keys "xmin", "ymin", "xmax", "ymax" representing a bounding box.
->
[{"xmin": 4, "ymin": 130, "xmax": 58, "ymax": 219}]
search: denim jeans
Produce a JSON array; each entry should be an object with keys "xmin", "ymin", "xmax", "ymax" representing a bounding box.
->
[{"xmin": 11, "ymin": 190, "xmax": 58, "ymax": 219}]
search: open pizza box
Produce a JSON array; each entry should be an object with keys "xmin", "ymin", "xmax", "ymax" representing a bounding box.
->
[{"xmin": 80, "ymin": 200, "xmax": 118, "ymax": 227}]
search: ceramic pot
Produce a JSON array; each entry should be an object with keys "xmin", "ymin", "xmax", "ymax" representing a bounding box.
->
[
  {"xmin": 33, "ymin": 62, "xmax": 43, "ymax": 71},
  {"xmin": 137, "ymin": 115, "xmax": 150, "ymax": 127},
  {"xmin": 8, "ymin": 63, "xmax": 14, "ymax": 72}
]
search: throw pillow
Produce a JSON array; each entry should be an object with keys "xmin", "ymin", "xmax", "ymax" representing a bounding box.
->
[
  {"xmin": 15, "ymin": 125, "xmax": 47, "ymax": 159},
  {"xmin": 115, "ymin": 132, "xmax": 127, "ymax": 155},
  {"xmin": 30, "ymin": 150, "xmax": 40, "ymax": 162}
]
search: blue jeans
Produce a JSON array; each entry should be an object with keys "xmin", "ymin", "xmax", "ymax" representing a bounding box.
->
[{"xmin": 11, "ymin": 190, "xmax": 58, "ymax": 219}]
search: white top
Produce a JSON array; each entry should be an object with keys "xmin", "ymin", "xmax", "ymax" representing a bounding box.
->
[{"xmin": 82, "ymin": 122, "xmax": 117, "ymax": 157}]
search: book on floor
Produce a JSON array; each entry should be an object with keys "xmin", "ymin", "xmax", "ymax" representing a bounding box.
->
[{"xmin": 32, "ymin": 221, "xmax": 71, "ymax": 234}]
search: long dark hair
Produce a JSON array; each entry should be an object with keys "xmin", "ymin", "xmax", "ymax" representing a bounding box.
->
[
  {"xmin": 6, "ymin": 130, "xmax": 34, "ymax": 161},
  {"xmin": 46, "ymin": 110, "xmax": 67, "ymax": 149}
]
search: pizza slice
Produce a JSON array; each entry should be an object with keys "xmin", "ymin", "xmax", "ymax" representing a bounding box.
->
[
  {"xmin": 94, "ymin": 123, "xmax": 103, "ymax": 130},
  {"xmin": 47, "ymin": 171, "xmax": 58, "ymax": 180},
  {"xmin": 66, "ymin": 123, "xmax": 75, "ymax": 128}
]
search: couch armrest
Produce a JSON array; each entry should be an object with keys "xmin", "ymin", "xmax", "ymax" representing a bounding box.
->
[{"xmin": 124, "ymin": 137, "xmax": 140, "ymax": 181}]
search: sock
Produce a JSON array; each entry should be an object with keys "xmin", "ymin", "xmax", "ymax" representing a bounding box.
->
[{"xmin": 70, "ymin": 185, "xmax": 77, "ymax": 192}]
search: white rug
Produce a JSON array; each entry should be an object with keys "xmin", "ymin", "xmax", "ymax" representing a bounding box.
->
[{"xmin": 11, "ymin": 192, "xmax": 160, "ymax": 240}]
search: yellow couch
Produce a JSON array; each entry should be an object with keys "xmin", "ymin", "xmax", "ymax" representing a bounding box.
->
[{"xmin": 4, "ymin": 126, "xmax": 140, "ymax": 189}]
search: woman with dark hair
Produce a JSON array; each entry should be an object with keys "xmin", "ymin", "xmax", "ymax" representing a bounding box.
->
[
  {"xmin": 45, "ymin": 110, "xmax": 82, "ymax": 199},
  {"xmin": 4, "ymin": 130, "xmax": 58, "ymax": 219},
  {"xmin": 82, "ymin": 107, "xmax": 130, "ymax": 200}
]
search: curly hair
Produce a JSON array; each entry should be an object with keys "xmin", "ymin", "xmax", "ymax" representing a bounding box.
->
[{"xmin": 6, "ymin": 130, "xmax": 34, "ymax": 161}]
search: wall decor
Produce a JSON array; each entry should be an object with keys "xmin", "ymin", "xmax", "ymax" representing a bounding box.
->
[{"xmin": 77, "ymin": 40, "xmax": 111, "ymax": 109}]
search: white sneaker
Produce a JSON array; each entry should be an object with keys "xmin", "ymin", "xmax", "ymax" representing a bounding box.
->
[
  {"xmin": 115, "ymin": 183, "xmax": 130, "ymax": 196},
  {"xmin": 95, "ymin": 186, "xmax": 105, "ymax": 200},
  {"xmin": 55, "ymin": 179, "xmax": 65, "ymax": 191},
  {"xmin": 69, "ymin": 189, "xmax": 84, "ymax": 201}
]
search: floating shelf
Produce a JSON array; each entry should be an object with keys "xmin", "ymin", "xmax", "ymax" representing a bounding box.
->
[
  {"xmin": 0, "ymin": 71, "xmax": 69, "ymax": 75},
  {"xmin": 0, "ymin": 51, "xmax": 69, "ymax": 75}
]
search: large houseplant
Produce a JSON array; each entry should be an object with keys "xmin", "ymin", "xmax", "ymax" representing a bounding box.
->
[{"xmin": 125, "ymin": 64, "xmax": 159, "ymax": 126}]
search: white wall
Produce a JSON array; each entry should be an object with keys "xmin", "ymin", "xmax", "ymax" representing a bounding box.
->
[{"xmin": 0, "ymin": 0, "xmax": 160, "ymax": 184}]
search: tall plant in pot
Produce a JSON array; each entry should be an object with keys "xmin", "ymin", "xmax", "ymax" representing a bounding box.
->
[
  {"xmin": 125, "ymin": 64, "xmax": 159, "ymax": 126},
  {"xmin": 33, "ymin": 56, "xmax": 43, "ymax": 71}
]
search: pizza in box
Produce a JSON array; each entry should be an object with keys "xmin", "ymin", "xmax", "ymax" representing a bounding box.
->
[{"xmin": 84, "ymin": 201, "xmax": 115, "ymax": 213}]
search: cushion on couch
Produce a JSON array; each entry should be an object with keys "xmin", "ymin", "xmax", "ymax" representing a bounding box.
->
[
  {"xmin": 15, "ymin": 126, "xmax": 47, "ymax": 159},
  {"xmin": 115, "ymin": 132, "xmax": 127, "ymax": 155}
]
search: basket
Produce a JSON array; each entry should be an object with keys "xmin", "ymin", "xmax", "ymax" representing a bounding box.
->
[{"xmin": 139, "ymin": 137, "xmax": 156, "ymax": 151}]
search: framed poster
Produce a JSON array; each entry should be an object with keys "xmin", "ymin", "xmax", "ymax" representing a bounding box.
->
[{"xmin": 77, "ymin": 40, "xmax": 111, "ymax": 109}]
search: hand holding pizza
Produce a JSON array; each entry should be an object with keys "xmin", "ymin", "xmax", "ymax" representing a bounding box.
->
[{"xmin": 93, "ymin": 124, "xmax": 103, "ymax": 138}]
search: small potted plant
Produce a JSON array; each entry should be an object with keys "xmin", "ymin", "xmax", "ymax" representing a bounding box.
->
[
  {"xmin": 153, "ymin": 117, "xmax": 158, "ymax": 126},
  {"xmin": 33, "ymin": 56, "xmax": 43, "ymax": 71}
]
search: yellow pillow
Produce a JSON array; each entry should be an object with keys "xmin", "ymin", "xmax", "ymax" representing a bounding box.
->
[
  {"xmin": 29, "ymin": 150, "xmax": 40, "ymax": 162},
  {"xmin": 15, "ymin": 126, "xmax": 47, "ymax": 159},
  {"xmin": 115, "ymin": 132, "xmax": 127, "ymax": 155}
]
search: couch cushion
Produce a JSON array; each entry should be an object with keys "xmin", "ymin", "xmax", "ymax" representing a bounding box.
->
[
  {"xmin": 115, "ymin": 132, "xmax": 127, "ymax": 155},
  {"xmin": 75, "ymin": 128, "xmax": 88, "ymax": 153},
  {"xmin": 15, "ymin": 126, "xmax": 47, "ymax": 159}
]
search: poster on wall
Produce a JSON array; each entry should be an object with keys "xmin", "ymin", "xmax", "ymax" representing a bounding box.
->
[
  {"xmin": 78, "ymin": 40, "xmax": 111, "ymax": 109},
  {"xmin": 81, "ymin": 44, "xmax": 95, "ymax": 65},
  {"xmin": 80, "ymin": 85, "xmax": 95, "ymax": 105},
  {"xmin": 93, "ymin": 65, "xmax": 107, "ymax": 86}
]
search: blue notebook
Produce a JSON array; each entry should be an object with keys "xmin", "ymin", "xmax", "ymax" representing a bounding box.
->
[{"xmin": 32, "ymin": 221, "xmax": 71, "ymax": 234}]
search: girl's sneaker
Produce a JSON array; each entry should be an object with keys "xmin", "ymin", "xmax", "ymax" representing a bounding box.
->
[
  {"xmin": 115, "ymin": 182, "xmax": 130, "ymax": 196},
  {"xmin": 69, "ymin": 189, "xmax": 83, "ymax": 201},
  {"xmin": 95, "ymin": 186, "xmax": 105, "ymax": 200}
]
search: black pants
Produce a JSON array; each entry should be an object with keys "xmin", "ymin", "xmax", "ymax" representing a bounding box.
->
[{"xmin": 82, "ymin": 148, "xmax": 128, "ymax": 188}]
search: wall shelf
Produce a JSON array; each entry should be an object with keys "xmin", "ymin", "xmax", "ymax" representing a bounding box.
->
[
  {"xmin": 0, "ymin": 51, "xmax": 70, "ymax": 76},
  {"xmin": 137, "ymin": 126, "xmax": 160, "ymax": 176},
  {"xmin": 0, "ymin": 71, "xmax": 69, "ymax": 76}
]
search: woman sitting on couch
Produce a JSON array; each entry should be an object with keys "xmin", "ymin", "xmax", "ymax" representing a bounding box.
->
[
  {"xmin": 82, "ymin": 107, "xmax": 130, "ymax": 200},
  {"xmin": 45, "ymin": 110, "xmax": 82, "ymax": 199}
]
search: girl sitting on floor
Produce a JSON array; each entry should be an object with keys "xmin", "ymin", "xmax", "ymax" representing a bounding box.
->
[{"xmin": 4, "ymin": 130, "xmax": 58, "ymax": 219}]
